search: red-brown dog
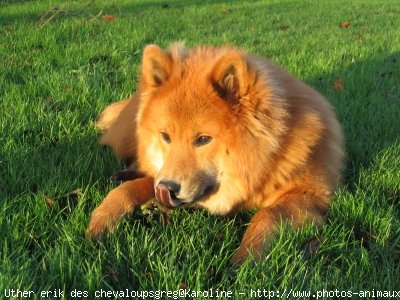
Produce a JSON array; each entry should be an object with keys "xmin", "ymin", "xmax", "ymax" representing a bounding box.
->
[{"xmin": 87, "ymin": 44, "xmax": 344, "ymax": 264}]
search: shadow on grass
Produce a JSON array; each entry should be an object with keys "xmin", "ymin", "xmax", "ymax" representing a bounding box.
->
[
  {"xmin": 315, "ymin": 52, "xmax": 400, "ymax": 185},
  {"xmin": 2, "ymin": 130, "xmax": 119, "ymax": 198}
]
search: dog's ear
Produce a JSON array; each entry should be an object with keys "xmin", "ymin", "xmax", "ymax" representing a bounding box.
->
[
  {"xmin": 141, "ymin": 45, "xmax": 172, "ymax": 87},
  {"xmin": 210, "ymin": 52, "xmax": 256, "ymax": 104}
]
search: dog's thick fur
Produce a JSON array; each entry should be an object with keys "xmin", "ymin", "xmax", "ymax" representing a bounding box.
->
[{"xmin": 87, "ymin": 44, "xmax": 344, "ymax": 264}]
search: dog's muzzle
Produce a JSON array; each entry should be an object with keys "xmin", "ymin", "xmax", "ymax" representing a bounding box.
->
[{"xmin": 155, "ymin": 181, "xmax": 184, "ymax": 207}]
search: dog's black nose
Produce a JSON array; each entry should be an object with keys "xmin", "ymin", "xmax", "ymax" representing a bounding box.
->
[{"xmin": 159, "ymin": 180, "xmax": 181, "ymax": 195}]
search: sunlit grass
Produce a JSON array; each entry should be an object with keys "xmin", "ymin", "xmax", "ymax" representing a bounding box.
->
[{"xmin": 1, "ymin": 0, "xmax": 399, "ymax": 297}]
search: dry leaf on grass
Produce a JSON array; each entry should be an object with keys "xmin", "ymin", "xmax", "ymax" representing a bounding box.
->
[
  {"xmin": 277, "ymin": 24, "xmax": 290, "ymax": 30},
  {"xmin": 303, "ymin": 234, "xmax": 323, "ymax": 257},
  {"xmin": 108, "ymin": 266, "xmax": 119, "ymax": 283},
  {"xmin": 43, "ymin": 189, "xmax": 83, "ymax": 211},
  {"xmin": 179, "ymin": 282, "xmax": 188, "ymax": 289},
  {"xmin": 102, "ymin": 15, "xmax": 116, "ymax": 22},
  {"xmin": 44, "ymin": 196, "xmax": 56, "ymax": 208},
  {"xmin": 340, "ymin": 21, "xmax": 351, "ymax": 28},
  {"xmin": 207, "ymin": 266, "xmax": 216, "ymax": 276},
  {"xmin": 332, "ymin": 78, "xmax": 345, "ymax": 92}
]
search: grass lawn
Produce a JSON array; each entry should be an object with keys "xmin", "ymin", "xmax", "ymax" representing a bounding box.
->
[{"xmin": 1, "ymin": 0, "xmax": 399, "ymax": 298}]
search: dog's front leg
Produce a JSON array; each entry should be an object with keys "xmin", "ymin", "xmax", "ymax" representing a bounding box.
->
[
  {"xmin": 231, "ymin": 191, "xmax": 328, "ymax": 265},
  {"xmin": 231, "ymin": 208, "xmax": 275, "ymax": 265},
  {"xmin": 87, "ymin": 176, "xmax": 154, "ymax": 240}
]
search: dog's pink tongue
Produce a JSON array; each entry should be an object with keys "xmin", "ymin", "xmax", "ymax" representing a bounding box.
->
[{"xmin": 155, "ymin": 184, "xmax": 182, "ymax": 207}]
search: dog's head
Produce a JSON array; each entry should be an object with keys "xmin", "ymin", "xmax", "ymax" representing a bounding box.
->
[{"xmin": 135, "ymin": 44, "xmax": 282, "ymax": 213}]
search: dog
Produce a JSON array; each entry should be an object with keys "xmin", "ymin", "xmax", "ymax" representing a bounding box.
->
[{"xmin": 87, "ymin": 43, "xmax": 344, "ymax": 264}]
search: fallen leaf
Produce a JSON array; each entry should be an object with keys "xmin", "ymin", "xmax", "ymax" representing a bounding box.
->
[
  {"xmin": 59, "ymin": 189, "xmax": 83, "ymax": 202},
  {"xmin": 340, "ymin": 21, "xmax": 351, "ymax": 28},
  {"xmin": 145, "ymin": 272, "xmax": 154, "ymax": 277},
  {"xmin": 207, "ymin": 266, "xmax": 216, "ymax": 276},
  {"xmin": 43, "ymin": 189, "xmax": 83, "ymax": 211},
  {"xmin": 102, "ymin": 15, "xmax": 115, "ymax": 22},
  {"xmin": 332, "ymin": 78, "xmax": 345, "ymax": 92},
  {"xmin": 44, "ymin": 196, "xmax": 55, "ymax": 208},
  {"xmin": 277, "ymin": 24, "xmax": 290, "ymax": 30},
  {"xmin": 391, "ymin": 190, "xmax": 398, "ymax": 204},
  {"xmin": 179, "ymin": 283, "xmax": 188, "ymax": 289},
  {"xmin": 303, "ymin": 235, "xmax": 323, "ymax": 256},
  {"xmin": 221, "ymin": 8, "xmax": 232, "ymax": 14},
  {"xmin": 108, "ymin": 266, "xmax": 119, "ymax": 283}
]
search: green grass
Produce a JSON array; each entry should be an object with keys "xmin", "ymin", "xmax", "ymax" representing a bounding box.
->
[{"xmin": 1, "ymin": 0, "xmax": 399, "ymax": 298}]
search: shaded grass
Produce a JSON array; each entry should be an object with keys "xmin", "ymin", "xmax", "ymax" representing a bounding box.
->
[{"xmin": 1, "ymin": 0, "xmax": 399, "ymax": 297}]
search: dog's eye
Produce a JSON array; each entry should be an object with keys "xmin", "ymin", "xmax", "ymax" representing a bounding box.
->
[
  {"xmin": 193, "ymin": 135, "xmax": 212, "ymax": 147},
  {"xmin": 161, "ymin": 132, "xmax": 171, "ymax": 143}
]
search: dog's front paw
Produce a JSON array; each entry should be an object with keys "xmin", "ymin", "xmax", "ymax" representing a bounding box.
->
[
  {"xmin": 230, "ymin": 249, "xmax": 246, "ymax": 266},
  {"xmin": 86, "ymin": 178, "xmax": 154, "ymax": 240},
  {"xmin": 231, "ymin": 246, "xmax": 252, "ymax": 266},
  {"xmin": 86, "ymin": 208, "xmax": 116, "ymax": 241}
]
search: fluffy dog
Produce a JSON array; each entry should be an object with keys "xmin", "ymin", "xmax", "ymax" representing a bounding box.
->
[{"xmin": 87, "ymin": 44, "xmax": 344, "ymax": 264}]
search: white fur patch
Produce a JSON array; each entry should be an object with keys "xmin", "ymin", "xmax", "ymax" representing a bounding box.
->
[
  {"xmin": 146, "ymin": 140, "xmax": 164, "ymax": 172},
  {"xmin": 196, "ymin": 176, "xmax": 245, "ymax": 215}
]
